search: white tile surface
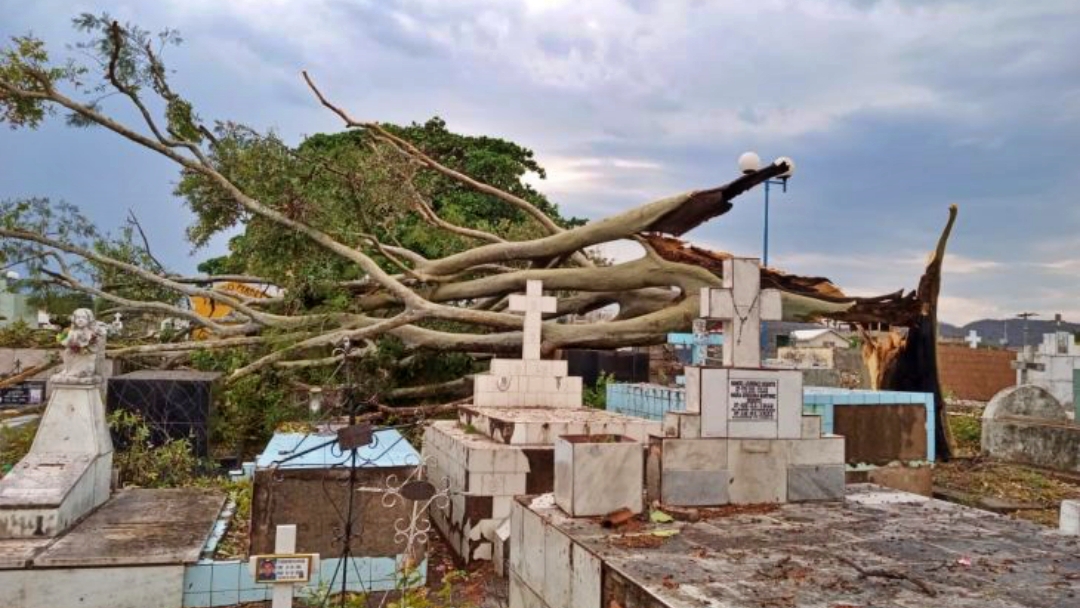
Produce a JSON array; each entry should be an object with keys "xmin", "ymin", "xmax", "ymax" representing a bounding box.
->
[
  {"xmin": 662, "ymin": 438, "xmax": 728, "ymax": 471},
  {"xmin": 570, "ymin": 544, "xmax": 602, "ymax": 608},
  {"xmin": 520, "ymin": 505, "xmax": 546, "ymax": 592},
  {"xmin": 700, "ymin": 367, "xmax": 730, "ymax": 438},
  {"xmin": 727, "ymin": 439, "xmax": 787, "ymax": 504},
  {"xmin": 685, "ymin": 366, "xmax": 702, "ymax": 413},
  {"xmin": 800, "ymin": 415, "xmax": 823, "ymax": 439},
  {"xmin": 556, "ymin": 437, "xmax": 644, "ymax": 517},
  {"xmin": 785, "ymin": 436, "xmax": 845, "ymax": 465},
  {"xmin": 543, "ymin": 526, "xmax": 572, "ymax": 608}
]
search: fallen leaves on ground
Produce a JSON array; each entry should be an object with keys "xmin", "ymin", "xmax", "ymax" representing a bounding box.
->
[{"xmin": 934, "ymin": 458, "xmax": 1080, "ymax": 526}]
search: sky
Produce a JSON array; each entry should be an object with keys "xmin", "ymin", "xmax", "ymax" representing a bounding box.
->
[{"xmin": 1, "ymin": 0, "xmax": 1078, "ymax": 325}]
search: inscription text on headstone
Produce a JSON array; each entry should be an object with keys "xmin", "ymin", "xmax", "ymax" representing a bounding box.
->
[{"xmin": 730, "ymin": 378, "xmax": 778, "ymax": 421}]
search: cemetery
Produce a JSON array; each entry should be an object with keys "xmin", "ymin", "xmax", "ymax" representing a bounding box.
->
[{"xmin": 1, "ymin": 11, "xmax": 1080, "ymax": 608}]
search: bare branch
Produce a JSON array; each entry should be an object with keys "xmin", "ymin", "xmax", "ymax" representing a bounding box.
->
[{"xmin": 126, "ymin": 209, "xmax": 167, "ymax": 273}]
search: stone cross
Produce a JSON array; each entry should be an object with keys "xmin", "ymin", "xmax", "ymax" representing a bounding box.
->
[
  {"xmin": 271, "ymin": 524, "xmax": 297, "ymax": 608},
  {"xmin": 700, "ymin": 257, "xmax": 781, "ymax": 368},
  {"xmin": 508, "ymin": 280, "xmax": 557, "ymax": 360},
  {"xmin": 965, "ymin": 330, "xmax": 982, "ymax": 349}
]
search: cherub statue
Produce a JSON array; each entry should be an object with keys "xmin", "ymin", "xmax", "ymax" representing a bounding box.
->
[{"xmin": 53, "ymin": 309, "xmax": 120, "ymax": 383}]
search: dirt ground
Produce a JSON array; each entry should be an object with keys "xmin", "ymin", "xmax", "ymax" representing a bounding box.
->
[{"xmin": 936, "ymin": 411, "xmax": 1080, "ymax": 526}]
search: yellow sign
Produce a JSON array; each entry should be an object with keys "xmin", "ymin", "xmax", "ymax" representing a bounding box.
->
[{"xmin": 189, "ymin": 282, "xmax": 278, "ymax": 340}]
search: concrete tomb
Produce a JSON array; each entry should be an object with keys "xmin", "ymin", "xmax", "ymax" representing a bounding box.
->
[
  {"xmin": 250, "ymin": 428, "xmax": 424, "ymax": 564},
  {"xmin": 107, "ymin": 369, "xmax": 221, "ymax": 459},
  {"xmin": 982, "ymin": 384, "xmax": 1080, "ymax": 472},
  {"xmin": 1016, "ymin": 331, "xmax": 1080, "ymax": 415},
  {"xmin": 0, "ymin": 309, "xmax": 115, "ymax": 538},
  {"xmin": 423, "ymin": 280, "xmax": 660, "ymax": 566},
  {"xmin": 1, "ymin": 310, "xmax": 228, "ymax": 608},
  {"xmin": 646, "ymin": 258, "xmax": 846, "ymax": 507},
  {"xmin": 509, "ymin": 485, "xmax": 1080, "ymax": 608}
]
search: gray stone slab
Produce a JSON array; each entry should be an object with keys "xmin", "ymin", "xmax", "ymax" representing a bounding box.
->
[
  {"xmin": 0, "ymin": 538, "xmax": 50, "ymax": 569},
  {"xmin": 520, "ymin": 485, "xmax": 1080, "ymax": 608},
  {"xmin": 661, "ymin": 469, "xmax": 729, "ymax": 506},
  {"xmin": 32, "ymin": 488, "xmax": 225, "ymax": 567},
  {"xmin": 662, "ymin": 439, "xmax": 727, "ymax": 471},
  {"xmin": 787, "ymin": 464, "xmax": 845, "ymax": 502}
]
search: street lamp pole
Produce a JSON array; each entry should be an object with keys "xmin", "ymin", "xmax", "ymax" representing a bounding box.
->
[
  {"xmin": 738, "ymin": 152, "xmax": 794, "ymax": 268},
  {"xmin": 738, "ymin": 152, "xmax": 794, "ymax": 358},
  {"xmin": 762, "ymin": 178, "xmax": 789, "ymax": 268}
]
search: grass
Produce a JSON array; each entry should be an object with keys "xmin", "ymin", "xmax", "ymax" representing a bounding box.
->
[
  {"xmin": 947, "ymin": 413, "xmax": 982, "ymax": 457},
  {"xmin": 934, "ymin": 460, "xmax": 1080, "ymax": 526},
  {"xmin": 0, "ymin": 420, "xmax": 37, "ymax": 477}
]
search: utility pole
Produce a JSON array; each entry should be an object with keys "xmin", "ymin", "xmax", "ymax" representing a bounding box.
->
[{"xmin": 1017, "ymin": 311, "xmax": 1039, "ymax": 354}]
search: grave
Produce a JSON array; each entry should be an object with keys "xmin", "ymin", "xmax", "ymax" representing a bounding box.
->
[
  {"xmin": 107, "ymin": 369, "xmax": 221, "ymax": 459},
  {"xmin": 422, "ymin": 280, "xmax": 660, "ymax": 566},
  {"xmin": 509, "ymin": 485, "xmax": 1080, "ymax": 608},
  {"xmin": 0, "ymin": 310, "xmax": 116, "ymax": 538},
  {"xmin": 645, "ymin": 257, "xmax": 846, "ymax": 507},
  {"xmin": 1016, "ymin": 331, "xmax": 1080, "ymax": 415},
  {"xmin": 982, "ymin": 384, "xmax": 1080, "ymax": 472},
  {"xmin": 0, "ymin": 310, "xmax": 227, "ymax": 608},
  {"xmin": 249, "ymin": 428, "xmax": 426, "ymax": 569}
]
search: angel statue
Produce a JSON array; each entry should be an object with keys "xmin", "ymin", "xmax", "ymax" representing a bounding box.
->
[{"xmin": 53, "ymin": 309, "xmax": 122, "ymax": 383}]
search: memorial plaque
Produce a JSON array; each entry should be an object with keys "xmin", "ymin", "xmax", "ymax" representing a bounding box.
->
[
  {"xmin": 729, "ymin": 378, "xmax": 778, "ymax": 421},
  {"xmin": 253, "ymin": 554, "xmax": 315, "ymax": 583},
  {"xmin": 0, "ymin": 381, "xmax": 46, "ymax": 406},
  {"xmin": 337, "ymin": 422, "xmax": 374, "ymax": 450}
]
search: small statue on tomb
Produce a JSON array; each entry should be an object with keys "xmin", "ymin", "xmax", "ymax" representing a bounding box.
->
[{"xmin": 53, "ymin": 308, "xmax": 120, "ymax": 383}]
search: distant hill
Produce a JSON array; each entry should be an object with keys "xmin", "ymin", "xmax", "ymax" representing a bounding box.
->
[{"xmin": 939, "ymin": 318, "xmax": 1080, "ymax": 346}]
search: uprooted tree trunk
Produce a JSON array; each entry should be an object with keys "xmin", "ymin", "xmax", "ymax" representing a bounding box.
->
[
  {"xmin": 0, "ymin": 20, "xmax": 958, "ymax": 458},
  {"xmin": 861, "ymin": 205, "xmax": 958, "ymax": 461}
]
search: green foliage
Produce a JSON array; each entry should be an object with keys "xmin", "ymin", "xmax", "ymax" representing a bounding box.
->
[
  {"xmin": 948, "ymin": 414, "xmax": 982, "ymax": 456},
  {"xmin": 0, "ymin": 35, "xmax": 84, "ymax": 128},
  {"xmin": 213, "ymin": 478, "xmax": 252, "ymax": 559},
  {"xmin": 108, "ymin": 409, "xmax": 199, "ymax": 487},
  {"xmin": 189, "ymin": 347, "xmax": 294, "ymax": 458},
  {"xmin": 0, "ymin": 420, "xmax": 37, "ymax": 476},
  {"xmin": 584, "ymin": 372, "xmax": 615, "ymax": 409},
  {"xmin": 176, "ymin": 117, "xmax": 583, "ymax": 306},
  {"xmin": 0, "ymin": 320, "xmax": 58, "ymax": 348}
]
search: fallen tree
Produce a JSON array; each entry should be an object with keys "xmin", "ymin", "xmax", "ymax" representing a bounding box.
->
[{"xmin": 0, "ymin": 16, "xmax": 957, "ymax": 458}]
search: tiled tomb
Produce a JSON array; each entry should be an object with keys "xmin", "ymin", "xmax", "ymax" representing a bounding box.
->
[
  {"xmin": 422, "ymin": 280, "xmax": 660, "ymax": 565},
  {"xmin": 509, "ymin": 486, "xmax": 1080, "ymax": 608},
  {"xmin": 642, "ymin": 257, "xmax": 846, "ymax": 507}
]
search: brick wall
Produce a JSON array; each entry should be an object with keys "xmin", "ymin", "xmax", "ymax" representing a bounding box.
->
[{"xmin": 938, "ymin": 344, "xmax": 1015, "ymax": 402}]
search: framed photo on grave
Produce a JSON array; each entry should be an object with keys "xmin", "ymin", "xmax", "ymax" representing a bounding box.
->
[{"xmin": 252, "ymin": 553, "xmax": 316, "ymax": 583}]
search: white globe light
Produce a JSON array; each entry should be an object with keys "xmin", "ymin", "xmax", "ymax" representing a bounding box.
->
[
  {"xmin": 737, "ymin": 151, "xmax": 761, "ymax": 174},
  {"xmin": 4, "ymin": 271, "xmax": 19, "ymax": 280},
  {"xmin": 775, "ymin": 156, "xmax": 796, "ymax": 178}
]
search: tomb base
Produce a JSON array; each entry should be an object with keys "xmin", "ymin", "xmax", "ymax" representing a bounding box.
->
[
  {"xmin": 424, "ymin": 410, "xmax": 661, "ymax": 563},
  {"xmin": 648, "ymin": 412, "xmax": 846, "ymax": 506},
  {"xmin": 0, "ymin": 381, "xmax": 113, "ymax": 538},
  {"xmin": 0, "ymin": 488, "xmax": 226, "ymax": 608}
]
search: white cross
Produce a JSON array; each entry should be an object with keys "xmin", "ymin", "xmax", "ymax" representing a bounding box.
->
[
  {"xmin": 247, "ymin": 525, "xmax": 319, "ymax": 608},
  {"xmin": 699, "ymin": 257, "xmax": 781, "ymax": 368},
  {"xmin": 965, "ymin": 330, "xmax": 982, "ymax": 349},
  {"xmin": 508, "ymin": 280, "xmax": 557, "ymax": 360}
]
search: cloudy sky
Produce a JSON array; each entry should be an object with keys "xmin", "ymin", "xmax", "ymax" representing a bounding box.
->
[{"xmin": 2, "ymin": 0, "xmax": 1078, "ymax": 325}]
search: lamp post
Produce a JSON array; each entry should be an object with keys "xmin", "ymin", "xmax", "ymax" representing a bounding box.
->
[{"xmin": 738, "ymin": 152, "xmax": 795, "ymax": 268}]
